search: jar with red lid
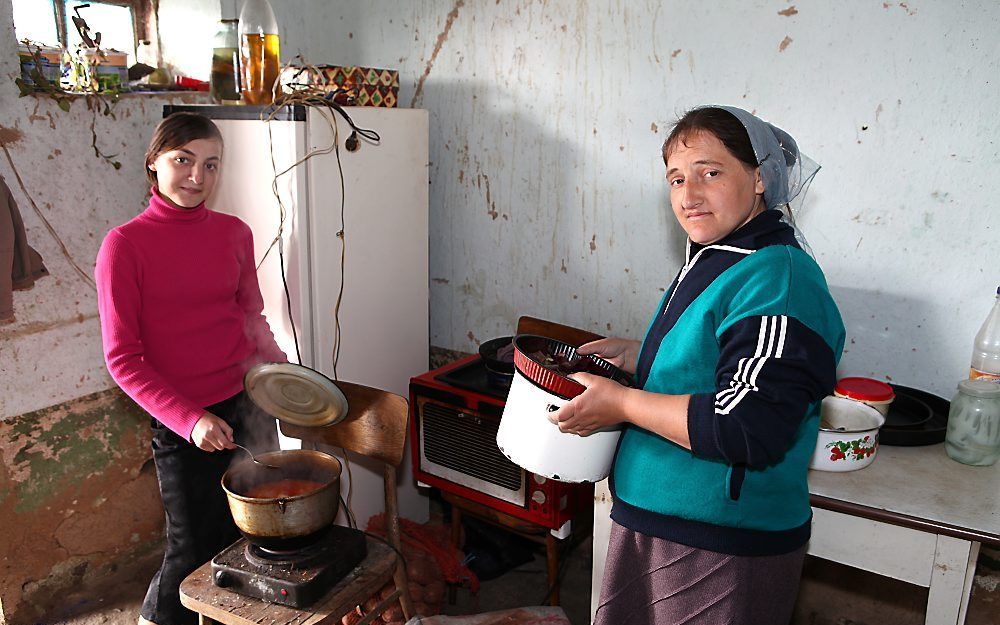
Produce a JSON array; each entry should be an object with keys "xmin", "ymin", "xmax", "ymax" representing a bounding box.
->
[{"xmin": 834, "ymin": 377, "xmax": 896, "ymax": 416}]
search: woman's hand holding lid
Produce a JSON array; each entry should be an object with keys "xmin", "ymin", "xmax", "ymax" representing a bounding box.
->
[
  {"xmin": 191, "ymin": 411, "xmax": 237, "ymax": 452},
  {"xmin": 576, "ymin": 337, "xmax": 641, "ymax": 375}
]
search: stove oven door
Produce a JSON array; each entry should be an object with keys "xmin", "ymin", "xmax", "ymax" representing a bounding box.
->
[{"xmin": 416, "ymin": 397, "xmax": 527, "ymax": 506}]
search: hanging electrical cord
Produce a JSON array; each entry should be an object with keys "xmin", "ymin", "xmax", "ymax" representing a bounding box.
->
[
  {"xmin": 339, "ymin": 448, "xmax": 358, "ymax": 529},
  {"xmin": 254, "ymin": 60, "xmax": 383, "ymax": 526},
  {"xmin": 260, "ymin": 107, "xmax": 331, "ymax": 364},
  {"xmin": 281, "ymin": 54, "xmax": 382, "ymax": 149},
  {"xmin": 262, "ymin": 104, "xmax": 353, "ymax": 516},
  {"xmin": 338, "ymin": 493, "xmax": 358, "ymax": 530},
  {"xmin": 256, "ymin": 85, "xmax": 380, "ymax": 373},
  {"xmin": 325, "ymin": 97, "xmax": 381, "ymax": 148},
  {"xmin": 328, "ymin": 109, "xmax": 347, "ymax": 381},
  {"xmin": 276, "ymin": 243, "xmax": 302, "ymax": 364}
]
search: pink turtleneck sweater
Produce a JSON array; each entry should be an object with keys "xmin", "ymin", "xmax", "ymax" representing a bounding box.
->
[{"xmin": 95, "ymin": 189, "xmax": 286, "ymax": 440}]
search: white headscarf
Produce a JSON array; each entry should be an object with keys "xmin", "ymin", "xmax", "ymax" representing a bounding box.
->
[{"xmin": 711, "ymin": 105, "xmax": 821, "ymax": 254}]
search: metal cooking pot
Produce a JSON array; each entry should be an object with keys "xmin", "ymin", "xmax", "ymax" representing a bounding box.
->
[
  {"xmin": 221, "ymin": 449, "xmax": 342, "ymax": 550},
  {"xmin": 496, "ymin": 334, "xmax": 632, "ymax": 483}
]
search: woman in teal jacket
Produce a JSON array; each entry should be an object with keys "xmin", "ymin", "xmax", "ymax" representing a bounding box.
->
[{"xmin": 552, "ymin": 106, "xmax": 845, "ymax": 625}]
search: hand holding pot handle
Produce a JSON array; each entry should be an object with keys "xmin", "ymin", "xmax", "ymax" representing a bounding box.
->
[
  {"xmin": 191, "ymin": 411, "xmax": 236, "ymax": 452},
  {"xmin": 577, "ymin": 337, "xmax": 641, "ymax": 374},
  {"xmin": 548, "ymin": 373, "xmax": 629, "ymax": 436}
]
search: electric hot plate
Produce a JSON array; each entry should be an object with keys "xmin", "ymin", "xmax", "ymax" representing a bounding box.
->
[{"xmin": 211, "ymin": 525, "xmax": 366, "ymax": 608}]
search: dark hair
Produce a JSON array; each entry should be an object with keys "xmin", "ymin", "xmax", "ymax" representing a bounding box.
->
[
  {"xmin": 145, "ymin": 113, "xmax": 224, "ymax": 185},
  {"xmin": 662, "ymin": 107, "xmax": 757, "ymax": 169}
]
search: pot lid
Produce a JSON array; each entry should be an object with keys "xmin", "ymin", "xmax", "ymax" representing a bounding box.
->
[
  {"xmin": 244, "ymin": 363, "xmax": 349, "ymax": 427},
  {"xmin": 835, "ymin": 377, "xmax": 895, "ymax": 402}
]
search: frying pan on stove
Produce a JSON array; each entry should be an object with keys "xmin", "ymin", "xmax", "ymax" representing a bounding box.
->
[{"xmin": 479, "ymin": 336, "xmax": 515, "ymax": 375}]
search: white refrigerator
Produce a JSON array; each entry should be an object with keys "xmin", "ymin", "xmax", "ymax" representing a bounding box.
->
[{"xmin": 164, "ymin": 104, "xmax": 430, "ymax": 525}]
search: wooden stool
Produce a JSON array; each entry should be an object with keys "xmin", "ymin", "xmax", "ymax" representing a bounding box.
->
[{"xmin": 179, "ymin": 536, "xmax": 395, "ymax": 625}]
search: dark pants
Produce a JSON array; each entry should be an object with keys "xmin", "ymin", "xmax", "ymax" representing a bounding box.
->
[{"xmin": 141, "ymin": 392, "xmax": 278, "ymax": 625}]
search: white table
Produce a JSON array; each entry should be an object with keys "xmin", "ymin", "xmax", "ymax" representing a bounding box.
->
[{"xmin": 808, "ymin": 443, "xmax": 999, "ymax": 625}]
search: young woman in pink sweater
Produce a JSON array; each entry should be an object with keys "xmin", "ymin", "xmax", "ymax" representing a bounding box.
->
[{"xmin": 95, "ymin": 112, "xmax": 286, "ymax": 625}]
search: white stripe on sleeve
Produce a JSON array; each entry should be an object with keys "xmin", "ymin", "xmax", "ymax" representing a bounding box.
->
[{"xmin": 715, "ymin": 315, "xmax": 788, "ymax": 416}]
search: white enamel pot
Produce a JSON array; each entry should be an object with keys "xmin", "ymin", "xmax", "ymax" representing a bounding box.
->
[
  {"xmin": 495, "ymin": 335, "xmax": 633, "ymax": 483},
  {"xmin": 810, "ymin": 396, "xmax": 886, "ymax": 472}
]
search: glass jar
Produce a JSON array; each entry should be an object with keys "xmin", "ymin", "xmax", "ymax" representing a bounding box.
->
[
  {"xmin": 238, "ymin": 0, "xmax": 281, "ymax": 105},
  {"xmin": 210, "ymin": 19, "xmax": 240, "ymax": 103},
  {"xmin": 944, "ymin": 379, "xmax": 1000, "ymax": 466}
]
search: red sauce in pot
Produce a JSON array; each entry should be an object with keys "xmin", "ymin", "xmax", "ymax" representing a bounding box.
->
[{"xmin": 245, "ymin": 478, "xmax": 326, "ymax": 499}]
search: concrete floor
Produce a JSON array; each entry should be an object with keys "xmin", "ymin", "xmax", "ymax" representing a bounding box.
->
[
  {"xmin": 446, "ymin": 531, "xmax": 1000, "ymax": 625},
  {"xmin": 37, "ymin": 511, "xmax": 1000, "ymax": 625}
]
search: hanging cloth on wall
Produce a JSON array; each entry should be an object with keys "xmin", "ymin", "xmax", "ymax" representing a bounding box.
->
[{"xmin": 0, "ymin": 173, "xmax": 48, "ymax": 323}]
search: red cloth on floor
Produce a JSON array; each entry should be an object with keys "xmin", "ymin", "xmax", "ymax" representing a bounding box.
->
[{"xmin": 367, "ymin": 513, "xmax": 480, "ymax": 593}]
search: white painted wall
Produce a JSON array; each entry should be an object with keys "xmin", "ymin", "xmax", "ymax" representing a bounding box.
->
[
  {"xmin": 0, "ymin": 0, "xmax": 218, "ymax": 419},
  {"xmin": 272, "ymin": 0, "xmax": 999, "ymax": 400},
  {"xmin": 3, "ymin": 0, "xmax": 997, "ymax": 446},
  {"xmin": 2, "ymin": 3, "xmax": 997, "ymax": 614}
]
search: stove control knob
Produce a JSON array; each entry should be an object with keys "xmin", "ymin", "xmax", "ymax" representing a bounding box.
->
[
  {"xmin": 214, "ymin": 570, "xmax": 233, "ymax": 588},
  {"xmin": 532, "ymin": 490, "xmax": 546, "ymax": 505}
]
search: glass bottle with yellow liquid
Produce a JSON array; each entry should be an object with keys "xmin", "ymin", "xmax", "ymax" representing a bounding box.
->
[{"xmin": 238, "ymin": 0, "xmax": 282, "ymax": 105}]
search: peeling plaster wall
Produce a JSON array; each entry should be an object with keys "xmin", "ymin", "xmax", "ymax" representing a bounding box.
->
[
  {"xmin": 276, "ymin": 0, "xmax": 999, "ymax": 400},
  {"xmin": 0, "ymin": 389, "xmax": 163, "ymax": 624},
  {"xmin": 0, "ymin": 2, "xmax": 215, "ymax": 419},
  {"xmin": 1, "ymin": 0, "xmax": 998, "ymax": 620},
  {"xmin": 1, "ymin": 0, "xmax": 216, "ymax": 621}
]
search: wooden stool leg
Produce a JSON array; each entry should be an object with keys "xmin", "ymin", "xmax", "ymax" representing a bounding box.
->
[
  {"xmin": 394, "ymin": 561, "xmax": 415, "ymax": 620},
  {"xmin": 448, "ymin": 504, "xmax": 462, "ymax": 604},
  {"xmin": 383, "ymin": 465, "xmax": 414, "ymax": 620},
  {"xmin": 546, "ymin": 533, "xmax": 559, "ymax": 606}
]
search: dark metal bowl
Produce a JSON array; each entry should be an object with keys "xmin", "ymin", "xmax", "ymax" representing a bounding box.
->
[{"xmin": 479, "ymin": 335, "xmax": 515, "ymax": 376}]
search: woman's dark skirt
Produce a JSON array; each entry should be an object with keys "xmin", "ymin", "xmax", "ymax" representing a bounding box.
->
[
  {"xmin": 594, "ymin": 521, "xmax": 807, "ymax": 625},
  {"xmin": 140, "ymin": 392, "xmax": 278, "ymax": 625}
]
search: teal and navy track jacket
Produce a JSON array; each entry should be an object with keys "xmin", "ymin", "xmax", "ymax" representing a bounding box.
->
[{"xmin": 610, "ymin": 209, "xmax": 845, "ymax": 556}]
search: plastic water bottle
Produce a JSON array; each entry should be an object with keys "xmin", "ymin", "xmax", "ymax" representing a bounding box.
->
[{"xmin": 970, "ymin": 286, "xmax": 1000, "ymax": 383}]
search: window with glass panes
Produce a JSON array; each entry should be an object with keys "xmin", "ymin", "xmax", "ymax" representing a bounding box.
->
[{"xmin": 13, "ymin": 0, "xmax": 157, "ymax": 66}]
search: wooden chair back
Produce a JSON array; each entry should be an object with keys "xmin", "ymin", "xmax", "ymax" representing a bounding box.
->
[
  {"xmin": 281, "ymin": 380, "xmax": 408, "ymax": 467},
  {"xmin": 278, "ymin": 381, "xmax": 414, "ymax": 620},
  {"xmin": 516, "ymin": 315, "xmax": 604, "ymax": 347}
]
